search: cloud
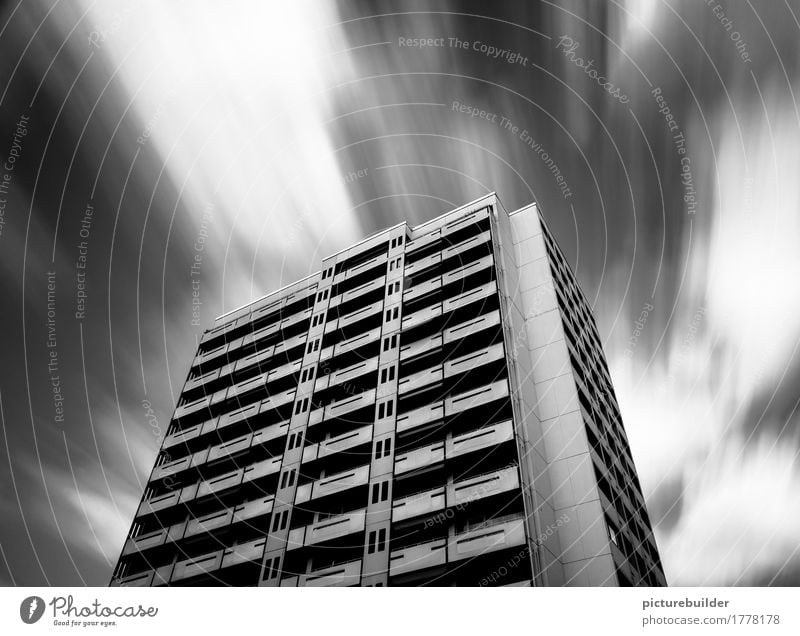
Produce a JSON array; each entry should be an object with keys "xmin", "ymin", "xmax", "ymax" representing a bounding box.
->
[{"xmin": 613, "ymin": 90, "xmax": 800, "ymax": 585}]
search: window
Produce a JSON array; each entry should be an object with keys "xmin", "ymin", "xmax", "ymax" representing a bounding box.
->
[
  {"xmin": 306, "ymin": 339, "xmax": 319, "ymax": 354},
  {"xmin": 368, "ymin": 530, "xmax": 377, "ymax": 553},
  {"xmin": 377, "ymin": 399, "xmax": 393, "ymax": 419},
  {"xmin": 377, "ymin": 528, "xmax": 387, "ymax": 552},
  {"xmin": 300, "ymin": 366, "xmax": 316, "ymax": 383},
  {"xmin": 371, "ymin": 480, "xmax": 389, "ymax": 503},
  {"xmin": 386, "ymin": 281, "xmax": 400, "ymax": 295},
  {"xmin": 321, "ymin": 267, "xmax": 333, "ymax": 280},
  {"xmin": 311, "ymin": 313, "xmax": 324, "ymax": 328},
  {"xmin": 294, "ymin": 398, "xmax": 309, "ymax": 415},
  {"xmin": 382, "ymin": 334, "xmax": 398, "ymax": 352},
  {"xmin": 374, "ymin": 438, "xmax": 391, "ymax": 460},
  {"xmin": 316, "ymin": 289, "xmax": 329, "ymax": 303},
  {"xmin": 379, "ymin": 366, "xmax": 396, "ymax": 384},
  {"xmin": 280, "ymin": 469, "xmax": 295, "ymax": 489},
  {"xmin": 263, "ymin": 557, "xmax": 280, "ymax": 580},
  {"xmin": 272, "ymin": 510, "xmax": 288, "ymax": 532},
  {"xmin": 384, "ymin": 307, "xmax": 399, "ymax": 323}
]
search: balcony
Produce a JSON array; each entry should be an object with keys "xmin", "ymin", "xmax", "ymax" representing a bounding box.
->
[
  {"xmin": 127, "ymin": 494, "xmax": 275, "ymax": 557},
  {"xmin": 138, "ymin": 455, "xmax": 282, "ymax": 519},
  {"xmin": 401, "ymin": 303, "xmax": 442, "ymax": 331},
  {"xmin": 287, "ymin": 509, "xmax": 366, "ymax": 550},
  {"xmin": 309, "ymin": 389, "xmax": 376, "ymax": 428},
  {"xmin": 389, "ymin": 539, "xmax": 446, "ymax": 577},
  {"xmin": 444, "ymin": 343, "xmax": 505, "ymax": 379},
  {"xmin": 163, "ymin": 406, "xmax": 289, "ymax": 459},
  {"xmin": 319, "ymin": 327, "xmax": 381, "ymax": 363},
  {"xmin": 329, "ymin": 276, "xmax": 385, "ymax": 310},
  {"xmin": 392, "ymin": 487, "xmax": 446, "ymax": 523},
  {"xmin": 172, "ymin": 551, "xmax": 222, "ymax": 582},
  {"xmin": 220, "ymin": 536, "xmax": 267, "ymax": 569},
  {"xmin": 443, "ymin": 310, "xmax": 501, "ymax": 344},
  {"xmin": 395, "ymin": 345, "xmax": 497, "ymax": 399},
  {"xmin": 395, "ymin": 401, "xmax": 444, "ymax": 434},
  {"xmin": 393, "ymin": 419, "xmax": 513, "ymax": 475},
  {"xmin": 194, "ymin": 456, "xmax": 281, "ymax": 499},
  {"xmin": 442, "ymin": 280, "xmax": 497, "ymax": 313},
  {"xmin": 294, "ymin": 464, "xmax": 370, "ymax": 504},
  {"xmin": 400, "ymin": 333, "xmax": 443, "ymax": 362},
  {"xmin": 112, "ymin": 564, "xmax": 172, "ymax": 587},
  {"xmin": 448, "ymin": 517, "xmax": 525, "ymax": 563},
  {"xmin": 301, "ymin": 425, "xmax": 373, "ymax": 464},
  {"xmin": 387, "ymin": 517, "xmax": 525, "ymax": 578},
  {"xmin": 122, "ymin": 522, "xmax": 185, "ymax": 556},
  {"xmin": 394, "ymin": 442, "xmax": 444, "ymax": 476},
  {"xmin": 335, "ymin": 252, "xmax": 388, "ymax": 284},
  {"xmin": 324, "ymin": 300, "xmax": 383, "ymax": 335},
  {"xmin": 198, "ymin": 305, "xmax": 311, "ymax": 361},
  {"xmin": 313, "ymin": 358, "xmax": 378, "ymax": 393},
  {"xmin": 445, "ymin": 380, "xmax": 508, "ymax": 416},
  {"xmin": 391, "ymin": 466, "xmax": 519, "ymax": 524},
  {"xmin": 448, "ymin": 465, "xmax": 519, "ymax": 507},
  {"xmin": 404, "ymin": 250, "xmax": 441, "ymax": 277},
  {"xmin": 449, "ymin": 419, "xmax": 513, "ymax": 458},
  {"xmin": 398, "ymin": 366, "xmax": 443, "ymax": 396},
  {"xmin": 403, "ymin": 253, "xmax": 494, "ymax": 304},
  {"xmin": 298, "ymin": 559, "xmax": 362, "ymax": 587}
]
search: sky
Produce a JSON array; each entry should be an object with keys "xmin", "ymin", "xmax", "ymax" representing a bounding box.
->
[{"xmin": 0, "ymin": 0, "xmax": 799, "ymax": 586}]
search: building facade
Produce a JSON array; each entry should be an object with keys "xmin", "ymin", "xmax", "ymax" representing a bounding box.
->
[{"xmin": 111, "ymin": 194, "xmax": 666, "ymax": 587}]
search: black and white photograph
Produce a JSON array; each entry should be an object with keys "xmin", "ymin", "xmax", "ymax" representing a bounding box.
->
[{"xmin": 0, "ymin": 0, "xmax": 799, "ymax": 633}]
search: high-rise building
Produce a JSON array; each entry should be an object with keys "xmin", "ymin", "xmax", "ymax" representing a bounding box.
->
[{"xmin": 111, "ymin": 194, "xmax": 666, "ymax": 587}]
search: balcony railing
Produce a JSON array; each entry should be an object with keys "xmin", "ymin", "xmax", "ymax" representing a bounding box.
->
[
  {"xmin": 137, "ymin": 456, "xmax": 282, "ymax": 518},
  {"xmin": 448, "ymin": 517, "xmax": 525, "ymax": 563},
  {"xmin": 298, "ymin": 559, "xmax": 362, "ymax": 587},
  {"xmin": 286, "ymin": 508, "xmax": 366, "ymax": 551},
  {"xmin": 393, "ymin": 419, "xmax": 514, "ymax": 475},
  {"xmin": 319, "ymin": 327, "xmax": 381, "ymax": 363},
  {"xmin": 388, "ymin": 516, "xmax": 525, "ymax": 578},
  {"xmin": 293, "ymin": 464, "xmax": 370, "ymax": 504},
  {"xmin": 389, "ymin": 539, "xmax": 446, "ymax": 577},
  {"xmin": 307, "ymin": 388, "xmax": 376, "ymax": 429},
  {"xmin": 323, "ymin": 300, "xmax": 383, "ymax": 335},
  {"xmin": 329, "ymin": 276, "xmax": 385, "ymax": 310},
  {"xmin": 123, "ymin": 495, "xmax": 275, "ymax": 558},
  {"xmin": 392, "ymin": 466, "xmax": 520, "ymax": 524},
  {"xmin": 301, "ymin": 425, "xmax": 373, "ymax": 465},
  {"xmin": 313, "ymin": 358, "xmax": 378, "ymax": 393}
]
